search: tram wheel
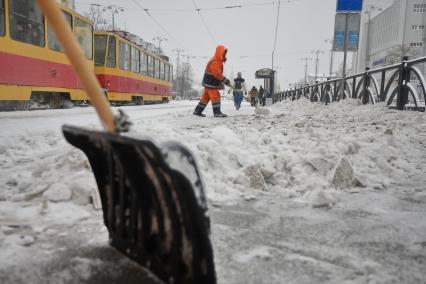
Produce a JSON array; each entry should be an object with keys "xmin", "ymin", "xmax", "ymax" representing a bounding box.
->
[
  {"xmin": 133, "ymin": 96, "xmax": 144, "ymax": 105},
  {"xmin": 16, "ymin": 101, "xmax": 30, "ymax": 111},
  {"xmin": 49, "ymin": 94, "xmax": 61, "ymax": 109}
]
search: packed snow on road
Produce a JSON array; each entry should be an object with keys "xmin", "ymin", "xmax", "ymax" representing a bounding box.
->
[{"xmin": 1, "ymin": 99, "xmax": 426, "ymax": 283}]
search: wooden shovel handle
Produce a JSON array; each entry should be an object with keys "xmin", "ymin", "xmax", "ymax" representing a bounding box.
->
[{"xmin": 37, "ymin": 0, "xmax": 115, "ymax": 133}]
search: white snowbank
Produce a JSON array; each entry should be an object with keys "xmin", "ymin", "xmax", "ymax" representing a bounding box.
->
[{"xmin": 1, "ymin": 99, "xmax": 426, "ymax": 283}]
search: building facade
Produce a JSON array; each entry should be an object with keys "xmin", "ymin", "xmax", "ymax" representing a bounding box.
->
[{"xmin": 354, "ymin": 0, "xmax": 426, "ymax": 74}]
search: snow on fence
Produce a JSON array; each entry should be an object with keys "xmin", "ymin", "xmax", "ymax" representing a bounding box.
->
[{"xmin": 280, "ymin": 56, "xmax": 426, "ymax": 112}]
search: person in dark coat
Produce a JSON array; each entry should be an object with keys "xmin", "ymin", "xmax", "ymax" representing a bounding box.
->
[{"xmin": 258, "ymin": 86, "xmax": 265, "ymax": 106}]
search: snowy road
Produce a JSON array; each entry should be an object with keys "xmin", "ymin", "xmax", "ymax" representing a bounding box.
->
[{"xmin": 1, "ymin": 99, "xmax": 426, "ymax": 283}]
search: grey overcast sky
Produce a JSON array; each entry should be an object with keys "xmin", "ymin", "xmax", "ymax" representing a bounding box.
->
[{"xmin": 76, "ymin": 0, "xmax": 345, "ymax": 89}]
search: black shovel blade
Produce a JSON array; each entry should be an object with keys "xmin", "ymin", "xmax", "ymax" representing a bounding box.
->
[{"xmin": 62, "ymin": 125, "xmax": 216, "ymax": 284}]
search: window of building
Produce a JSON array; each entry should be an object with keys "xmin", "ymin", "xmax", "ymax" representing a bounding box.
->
[
  {"xmin": 119, "ymin": 41, "xmax": 131, "ymax": 70},
  {"xmin": 0, "ymin": 0, "xmax": 5, "ymax": 36},
  {"xmin": 48, "ymin": 11, "xmax": 72, "ymax": 52},
  {"xmin": 412, "ymin": 25, "xmax": 425, "ymax": 30},
  {"xmin": 75, "ymin": 18, "xmax": 93, "ymax": 59},
  {"xmin": 139, "ymin": 51, "xmax": 148, "ymax": 75},
  {"xmin": 9, "ymin": 0, "xmax": 45, "ymax": 46},
  {"xmin": 414, "ymin": 4, "xmax": 426, "ymax": 12},
  {"xmin": 106, "ymin": 35, "xmax": 116, "ymax": 68},
  {"xmin": 94, "ymin": 35, "xmax": 108, "ymax": 66},
  {"xmin": 148, "ymin": 55, "xmax": 154, "ymax": 77},
  {"xmin": 410, "ymin": 42, "xmax": 424, "ymax": 47},
  {"xmin": 131, "ymin": 46, "xmax": 139, "ymax": 73}
]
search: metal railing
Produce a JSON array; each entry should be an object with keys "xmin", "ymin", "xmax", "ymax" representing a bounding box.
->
[{"xmin": 278, "ymin": 56, "xmax": 426, "ymax": 111}]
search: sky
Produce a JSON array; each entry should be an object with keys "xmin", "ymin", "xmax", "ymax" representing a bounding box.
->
[{"xmin": 75, "ymin": 0, "xmax": 353, "ymax": 90}]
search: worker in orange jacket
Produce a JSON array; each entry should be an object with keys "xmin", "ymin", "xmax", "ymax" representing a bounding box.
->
[{"xmin": 193, "ymin": 45, "xmax": 232, "ymax": 117}]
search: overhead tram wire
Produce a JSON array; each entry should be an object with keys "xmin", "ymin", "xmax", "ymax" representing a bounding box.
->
[
  {"xmin": 272, "ymin": 0, "xmax": 281, "ymax": 70},
  {"xmin": 79, "ymin": 0, "xmax": 303, "ymax": 13},
  {"xmin": 130, "ymin": 0, "xmax": 186, "ymax": 50},
  {"xmin": 191, "ymin": 0, "xmax": 216, "ymax": 44}
]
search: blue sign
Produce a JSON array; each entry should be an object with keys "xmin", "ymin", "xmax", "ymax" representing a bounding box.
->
[
  {"xmin": 334, "ymin": 32, "xmax": 344, "ymax": 45},
  {"xmin": 336, "ymin": 0, "xmax": 363, "ymax": 12},
  {"xmin": 348, "ymin": 31, "xmax": 359, "ymax": 46}
]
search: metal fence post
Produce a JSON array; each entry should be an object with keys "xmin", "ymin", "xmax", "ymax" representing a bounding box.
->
[
  {"xmin": 397, "ymin": 56, "xmax": 410, "ymax": 110},
  {"xmin": 379, "ymin": 70, "xmax": 386, "ymax": 102},
  {"xmin": 362, "ymin": 68, "xmax": 370, "ymax": 104}
]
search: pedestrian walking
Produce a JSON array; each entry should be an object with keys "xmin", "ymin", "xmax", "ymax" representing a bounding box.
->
[
  {"xmin": 249, "ymin": 86, "xmax": 258, "ymax": 106},
  {"xmin": 232, "ymin": 72, "xmax": 247, "ymax": 110},
  {"xmin": 258, "ymin": 86, "xmax": 265, "ymax": 106},
  {"xmin": 193, "ymin": 45, "xmax": 232, "ymax": 117}
]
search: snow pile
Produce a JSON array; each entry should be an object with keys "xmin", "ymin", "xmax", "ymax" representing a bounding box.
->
[
  {"xmin": 2, "ymin": 99, "xmax": 421, "ymax": 207},
  {"xmin": 123, "ymin": 99, "xmax": 426, "ymax": 209},
  {"xmin": 1, "ymin": 99, "xmax": 426, "ymax": 282}
]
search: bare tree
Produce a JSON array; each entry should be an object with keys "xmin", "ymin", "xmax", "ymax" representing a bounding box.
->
[
  {"xmin": 173, "ymin": 62, "xmax": 195, "ymax": 98},
  {"xmin": 386, "ymin": 45, "xmax": 419, "ymax": 64},
  {"xmin": 85, "ymin": 5, "xmax": 110, "ymax": 31}
]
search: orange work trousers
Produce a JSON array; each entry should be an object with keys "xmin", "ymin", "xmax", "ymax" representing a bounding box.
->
[{"xmin": 200, "ymin": 88, "xmax": 221, "ymax": 105}]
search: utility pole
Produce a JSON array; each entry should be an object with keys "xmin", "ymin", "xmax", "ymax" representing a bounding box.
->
[
  {"xmin": 341, "ymin": 12, "xmax": 349, "ymax": 99},
  {"xmin": 271, "ymin": 0, "xmax": 281, "ymax": 71},
  {"xmin": 172, "ymin": 48, "xmax": 184, "ymax": 97},
  {"xmin": 312, "ymin": 50, "xmax": 324, "ymax": 82},
  {"xmin": 152, "ymin": 36, "xmax": 167, "ymax": 55},
  {"xmin": 300, "ymin": 57, "xmax": 311, "ymax": 84},
  {"xmin": 325, "ymin": 39, "xmax": 334, "ymax": 78}
]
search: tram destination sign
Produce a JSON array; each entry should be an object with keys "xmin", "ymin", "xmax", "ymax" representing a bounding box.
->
[{"xmin": 336, "ymin": 0, "xmax": 363, "ymax": 12}]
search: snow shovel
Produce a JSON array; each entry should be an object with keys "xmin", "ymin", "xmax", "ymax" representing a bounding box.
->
[{"xmin": 36, "ymin": 1, "xmax": 216, "ymax": 283}]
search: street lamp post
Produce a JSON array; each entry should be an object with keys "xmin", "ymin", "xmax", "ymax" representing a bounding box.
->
[
  {"xmin": 152, "ymin": 36, "xmax": 167, "ymax": 55},
  {"xmin": 325, "ymin": 39, "xmax": 334, "ymax": 78},
  {"xmin": 365, "ymin": 5, "xmax": 382, "ymax": 68},
  {"xmin": 91, "ymin": 4, "xmax": 124, "ymax": 30},
  {"xmin": 106, "ymin": 5, "xmax": 124, "ymax": 31},
  {"xmin": 300, "ymin": 57, "xmax": 311, "ymax": 84},
  {"xmin": 312, "ymin": 50, "xmax": 324, "ymax": 82}
]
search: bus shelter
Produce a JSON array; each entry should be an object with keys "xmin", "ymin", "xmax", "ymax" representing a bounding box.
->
[{"xmin": 255, "ymin": 68, "xmax": 276, "ymax": 98}]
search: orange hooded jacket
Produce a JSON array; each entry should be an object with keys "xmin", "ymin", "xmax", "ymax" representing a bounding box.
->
[{"xmin": 202, "ymin": 45, "xmax": 230, "ymax": 89}]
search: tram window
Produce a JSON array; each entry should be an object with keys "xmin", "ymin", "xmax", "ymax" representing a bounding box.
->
[
  {"xmin": 75, "ymin": 18, "xmax": 93, "ymax": 59},
  {"xmin": 155, "ymin": 59, "xmax": 161, "ymax": 79},
  {"xmin": 94, "ymin": 35, "xmax": 108, "ymax": 66},
  {"xmin": 167, "ymin": 65, "xmax": 171, "ymax": 82},
  {"xmin": 160, "ymin": 61, "xmax": 165, "ymax": 80},
  {"xmin": 48, "ymin": 11, "xmax": 72, "ymax": 52},
  {"xmin": 169, "ymin": 65, "xmax": 173, "ymax": 82},
  {"xmin": 131, "ymin": 47, "xmax": 139, "ymax": 73},
  {"xmin": 140, "ymin": 52, "xmax": 148, "ymax": 75},
  {"xmin": 148, "ymin": 55, "xmax": 154, "ymax": 77},
  {"xmin": 0, "ymin": 0, "xmax": 5, "ymax": 36},
  {"xmin": 165, "ymin": 65, "xmax": 169, "ymax": 82},
  {"xmin": 153, "ymin": 58, "xmax": 157, "ymax": 78},
  {"xmin": 106, "ymin": 36, "xmax": 116, "ymax": 68},
  {"xmin": 9, "ymin": 0, "xmax": 45, "ymax": 46},
  {"xmin": 119, "ymin": 41, "xmax": 131, "ymax": 70}
]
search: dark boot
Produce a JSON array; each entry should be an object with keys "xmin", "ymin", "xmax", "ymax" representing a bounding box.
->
[
  {"xmin": 213, "ymin": 103, "xmax": 227, "ymax": 117},
  {"xmin": 193, "ymin": 102, "xmax": 207, "ymax": 117}
]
